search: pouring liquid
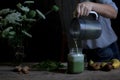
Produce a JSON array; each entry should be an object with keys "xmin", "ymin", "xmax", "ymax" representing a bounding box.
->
[{"xmin": 73, "ymin": 38, "xmax": 79, "ymax": 53}]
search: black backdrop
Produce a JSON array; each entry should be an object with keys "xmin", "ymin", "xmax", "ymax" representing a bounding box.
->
[
  {"xmin": 0, "ymin": 0, "xmax": 119, "ymax": 62},
  {"xmin": 112, "ymin": 0, "xmax": 120, "ymax": 47},
  {"xmin": 0, "ymin": 0, "xmax": 63, "ymax": 62}
]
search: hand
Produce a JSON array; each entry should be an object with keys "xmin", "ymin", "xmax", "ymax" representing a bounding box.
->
[{"xmin": 73, "ymin": 2, "xmax": 93, "ymax": 18}]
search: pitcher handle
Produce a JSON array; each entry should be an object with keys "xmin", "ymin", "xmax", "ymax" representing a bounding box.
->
[{"xmin": 89, "ymin": 11, "xmax": 98, "ymax": 20}]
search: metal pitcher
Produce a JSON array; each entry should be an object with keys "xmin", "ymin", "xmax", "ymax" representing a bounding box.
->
[{"xmin": 69, "ymin": 11, "xmax": 102, "ymax": 40}]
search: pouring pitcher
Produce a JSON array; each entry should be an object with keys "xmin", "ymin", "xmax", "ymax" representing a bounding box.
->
[{"xmin": 70, "ymin": 11, "xmax": 102, "ymax": 40}]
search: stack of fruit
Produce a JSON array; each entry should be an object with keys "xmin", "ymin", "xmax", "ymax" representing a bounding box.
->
[{"xmin": 88, "ymin": 59, "xmax": 120, "ymax": 71}]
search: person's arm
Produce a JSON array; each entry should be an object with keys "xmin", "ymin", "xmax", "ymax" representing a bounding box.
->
[
  {"xmin": 92, "ymin": 2, "xmax": 117, "ymax": 19},
  {"xmin": 74, "ymin": 2, "xmax": 118, "ymax": 19}
]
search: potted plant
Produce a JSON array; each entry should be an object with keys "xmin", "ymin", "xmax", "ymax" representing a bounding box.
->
[{"xmin": 0, "ymin": 0, "xmax": 59, "ymax": 65}]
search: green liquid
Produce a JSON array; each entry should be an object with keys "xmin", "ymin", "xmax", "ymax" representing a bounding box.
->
[{"xmin": 68, "ymin": 61, "xmax": 84, "ymax": 73}]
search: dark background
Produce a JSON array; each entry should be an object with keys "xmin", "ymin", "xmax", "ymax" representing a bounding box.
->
[
  {"xmin": 0, "ymin": 0, "xmax": 63, "ymax": 62},
  {"xmin": 0, "ymin": 0, "xmax": 119, "ymax": 62}
]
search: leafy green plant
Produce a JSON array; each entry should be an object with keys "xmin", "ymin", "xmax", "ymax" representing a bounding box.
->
[
  {"xmin": 0, "ymin": 1, "xmax": 59, "ymax": 64},
  {"xmin": 32, "ymin": 60, "xmax": 65, "ymax": 71},
  {"xmin": 0, "ymin": 1, "xmax": 36, "ymax": 48},
  {"xmin": 0, "ymin": 1, "xmax": 59, "ymax": 49}
]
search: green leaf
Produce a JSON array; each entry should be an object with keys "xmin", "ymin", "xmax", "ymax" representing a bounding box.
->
[
  {"xmin": 52, "ymin": 5, "xmax": 59, "ymax": 12},
  {"xmin": 36, "ymin": 9, "xmax": 46, "ymax": 19},
  {"xmin": 24, "ymin": 1, "xmax": 34, "ymax": 4},
  {"xmin": 28, "ymin": 10, "xmax": 36, "ymax": 18},
  {"xmin": 22, "ymin": 30, "xmax": 32, "ymax": 38},
  {"xmin": 2, "ymin": 27, "xmax": 13, "ymax": 38}
]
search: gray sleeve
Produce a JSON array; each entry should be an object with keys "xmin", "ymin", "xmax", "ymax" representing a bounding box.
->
[{"xmin": 96, "ymin": 0, "xmax": 118, "ymax": 11}]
